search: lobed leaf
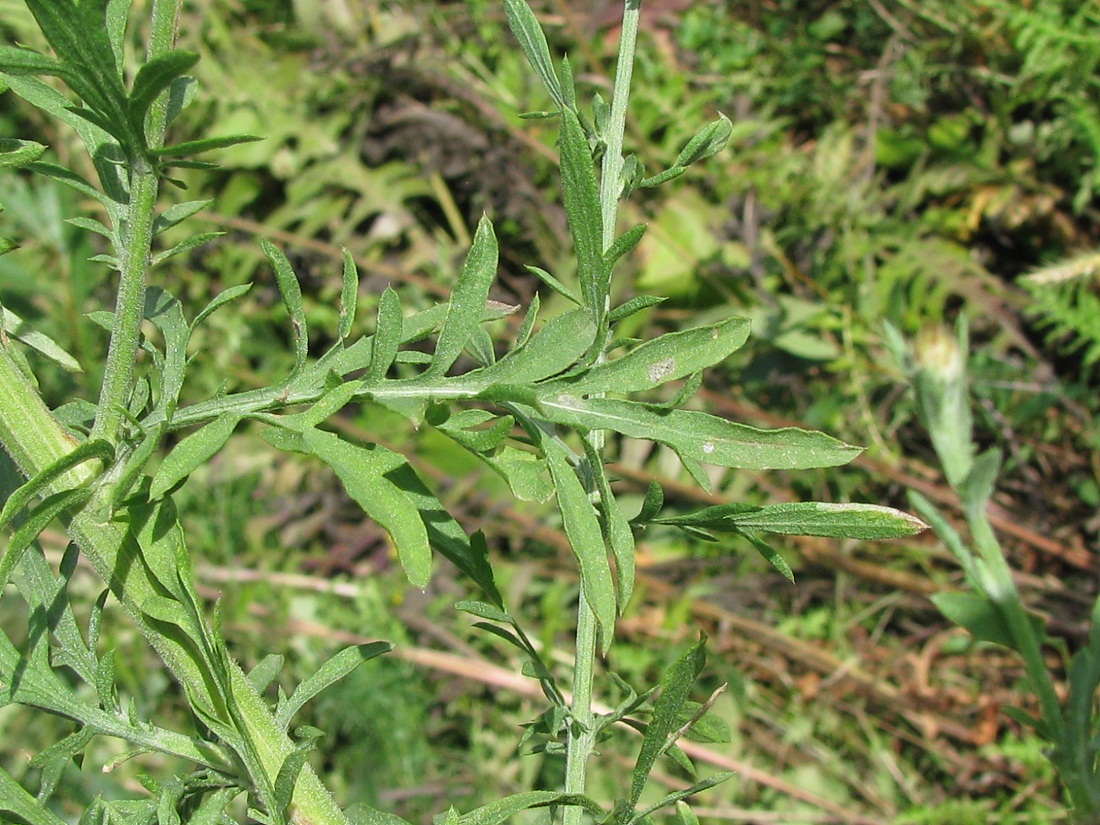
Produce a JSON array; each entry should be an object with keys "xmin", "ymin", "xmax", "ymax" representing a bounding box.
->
[{"xmin": 301, "ymin": 429, "xmax": 432, "ymax": 588}]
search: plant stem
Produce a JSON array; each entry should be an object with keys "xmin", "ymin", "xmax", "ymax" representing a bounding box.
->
[
  {"xmin": 563, "ymin": 589, "xmax": 599, "ymax": 824},
  {"xmin": 563, "ymin": 4, "xmax": 641, "ymax": 822},
  {"xmin": 599, "ymin": 0, "xmax": 640, "ymax": 252}
]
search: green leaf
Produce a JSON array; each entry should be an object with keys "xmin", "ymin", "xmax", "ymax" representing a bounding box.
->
[
  {"xmin": 455, "ymin": 600, "xmax": 513, "ymax": 624},
  {"xmin": 427, "ymin": 215, "xmax": 499, "ymax": 377},
  {"xmin": 143, "ymin": 286, "xmax": 190, "ymax": 416},
  {"xmin": 345, "ymin": 804, "xmax": 415, "ymax": 825},
  {"xmin": 559, "ymin": 107, "xmax": 607, "ymax": 326},
  {"xmin": 191, "ymin": 283, "xmax": 254, "ymax": 330},
  {"xmin": 633, "ymin": 772, "xmax": 734, "ymax": 823},
  {"xmin": 0, "ymin": 137, "xmax": 47, "ymax": 168},
  {"xmin": 931, "ymin": 592, "xmax": 1018, "ymax": 648},
  {"xmin": 0, "ymin": 488, "xmax": 91, "ymax": 600},
  {"xmin": 503, "ymin": 0, "xmax": 566, "ymax": 108},
  {"xmin": 149, "ymin": 133, "xmax": 262, "ymax": 157},
  {"xmin": 246, "ymin": 654, "xmax": 285, "ymax": 693},
  {"xmin": 127, "ymin": 50, "xmax": 199, "ymax": 137},
  {"xmin": 630, "ymin": 638, "xmax": 708, "ymax": 808},
  {"xmin": 1, "ymin": 304, "xmax": 84, "ymax": 372},
  {"xmin": 338, "ymin": 248, "xmax": 359, "ymax": 341},
  {"xmin": 654, "ymin": 501, "xmax": 927, "ymax": 540},
  {"xmin": 367, "ymin": 287, "xmax": 403, "ymax": 384},
  {"xmin": 525, "ymin": 265, "xmax": 581, "ymax": 305},
  {"xmin": 0, "ymin": 764, "xmax": 68, "ymax": 825},
  {"xmin": 151, "ymin": 198, "xmax": 210, "ymax": 235},
  {"xmin": 0, "ymin": 438, "xmax": 112, "ymax": 533},
  {"xmin": 545, "ymin": 445, "xmax": 616, "ymax": 652},
  {"xmin": 149, "ymin": 412, "xmax": 242, "ymax": 500},
  {"xmin": 959, "ymin": 448, "xmax": 1002, "ymax": 513},
  {"xmin": 275, "ymin": 643, "xmax": 392, "ymax": 730},
  {"xmin": 583, "ymin": 440, "xmax": 635, "ymax": 611},
  {"xmin": 744, "ymin": 534, "xmax": 795, "ymax": 583},
  {"xmin": 551, "ymin": 317, "xmax": 751, "ymax": 396},
  {"xmin": 455, "ymin": 308, "xmax": 595, "ymax": 388},
  {"xmin": 604, "ymin": 223, "xmax": 647, "ymax": 268},
  {"xmin": 301, "ymin": 429, "xmax": 432, "ymax": 588},
  {"xmin": 535, "ymin": 396, "xmax": 863, "ymax": 470},
  {"xmin": 674, "ymin": 113, "xmax": 733, "ymax": 168},
  {"xmin": 454, "ymin": 791, "xmax": 603, "ymax": 825},
  {"xmin": 261, "ymin": 238, "xmax": 308, "ymax": 375}
]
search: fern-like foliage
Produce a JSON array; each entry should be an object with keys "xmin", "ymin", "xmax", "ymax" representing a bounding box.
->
[{"xmin": 1023, "ymin": 251, "xmax": 1100, "ymax": 371}]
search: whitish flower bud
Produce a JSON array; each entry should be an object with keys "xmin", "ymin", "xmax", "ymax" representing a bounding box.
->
[{"xmin": 913, "ymin": 322, "xmax": 974, "ymax": 488}]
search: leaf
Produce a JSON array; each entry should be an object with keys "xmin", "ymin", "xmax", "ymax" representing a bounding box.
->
[
  {"xmin": 246, "ymin": 654, "xmax": 285, "ymax": 693},
  {"xmin": 0, "ymin": 764, "xmax": 68, "ymax": 825},
  {"xmin": 630, "ymin": 638, "xmax": 708, "ymax": 808},
  {"xmin": 535, "ymin": 396, "xmax": 864, "ymax": 470},
  {"xmin": 545, "ymin": 445, "xmax": 617, "ymax": 652},
  {"xmin": 503, "ymin": 0, "xmax": 566, "ymax": 108},
  {"xmin": 559, "ymin": 106, "xmax": 607, "ymax": 326},
  {"xmin": 275, "ymin": 643, "xmax": 392, "ymax": 730},
  {"xmin": 454, "ymin": 791, "xmax": 603, "ymax": 825},
  {"xmin": 455, "ymin": 600, "xmax": 512, "ymax": 624},
  {"xmin": 550, "ymin": 317, "xmax": 751, "ymax": 396},
  {"xmin": 151, "ymin": 198, "xmax": 210, "ymax": 235},
  {"xmin": 345, "ymin": 804, "xmax": 415, "ymax": 825},
  {"xmin": 0, "ymin": 137, "xmax": 47, "ymax": 168},
  {"xmin": 127, "ymin": 50, "xmax": 199, "ymax": 137},
  {"xmin": 427, "ymin": 215, "xmax": 499, "ymax": 377},
  {"xmin": 149, "ymin": 133, "xmax": 262, "ymax": 157},
  {"xmin": 149, "ymin": 412, "xmax": 242, "ymax": 500},
  {"xmin": 640, "ymin": 114, "xmax": 733, "ymax": 188},
  {"xmin": 1, "ymin": 304, "xmax": 84, "ymax": 372},
  {"xmin": 744, "ymin": 534, "xmax": 795, "ymax": 583},
  {"xmin": 261, "ymin": 238, "xmax": 308, "ymax": 375},
  {"xmin": 633, "ymin": 772, "xmax": 734, "ymax": 823},
  {"xmin": 0, "ymin": 438, "xmax": 111, "ymax": 534},
  {"xmin": 455, "ymin": 308, "xmax": 595, "ymax": 388},
  {"xmin": 301, "ymin": 429, "xmax": 432, "ymax": 588},
  {"xmin": 525, "ymin": 265, "xmax": 581, "ymax": 305},
  {"xmin": 654, "ymin": 501, "xmax": 927, "ymax": 540},
  {"xmin": 143, "ymin": 286, "xmax": 189, "ymax": 415},
  {"xmin": 367, "ymin": 287, "xmax": 402, "ymax": 384},
  {"xmin": 931, "ymin": 592, "xmax": 1016, "ymax": 647},
  {"xmin": 191, "ymin": 283, "xmax": 253, "ymax": 330},
  {"xmin": 338, "ymin": 248, "xmax": 359, "ymax": 341},
  {"xmin": 583, "ymin": 440, "xmax": 635, "ymax": 611},
  {"xmin": 604, "ymin": 223, "xmax": 647, "ymax": 268}
]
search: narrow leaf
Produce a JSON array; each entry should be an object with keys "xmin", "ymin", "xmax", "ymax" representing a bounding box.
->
[
  {"xmin": 744, "ymin": 534, "xmax": 795, "ymax": 583},
  {"xmin": 192, "ymin": 283, "xmax": 253, "ymax": 330},
  {"xmin": 128, "ymin": 51, "xmax": 199, "ymax": 135},
  {"xmin": 428, "ymin": 215, "xmax": 498, "ymax": 376},
  {"xmin": 275, "ymin": 643, "xmax": 391, "ymax": 729},
  {"xmin": 631, "ymin": 638, "xmax": 708, "ymax": 807},
  {"xmin": 931, "ymin": 592, "xmax": 1016, "ymax": 647},
  {"xmin": 525, "ymin": 265, "xmax": 581, "ymax": 305},
  {"xmin": 655, "ymin": 501, "xmax": 927, "ymax": 540},
  {"xmin": 604, "ymin": 224, "xmax": 647, "ymax": 268},
  {"xmin": 152, "ymin": 199, "xmax": 211, "ymax": 235},
  {"xmin": 149, "ymin": 133, "xmax": 262, "ymax": 157},
  {"xmin": 261, "ymin": 238, "xmax": 308, "ymax": 374},
  {"xmin": 536, "ymin": 396, "xmax": 864, "ymax": 470},
  {"xmin": 367, "ymin": 287, "xmax": 402, "ymax": 384},
  {"xmin": 502, "ymin": 0, "xmax": 565, "ymax": 107},
  {"xmin": 546, "ymin": 446, "xmax": 617, "ymax": 651},
  {"xmin": 338, "ymin": 248, "xmax": 359, "ymax": 341},
  {"xmin": 149, "ymin": 413, "xmax": 242, "ymax": 500},
  {"xmin": 1, "ymin": 305, "xmax": 84, "ymax": 372},
  {"xmin": 0, "ymin": 438, "xmax": 111, "ymax": 532},
  {"xmin": 559, "ymin": 107, "xmax": 607, "ymax": 324},
  {"xmin": 456, "ymin": 791, "xmax": 602, "ymax": 825},
  {"xmin": 0, "ymin": 137, "xmax": 47, "ymax": 168}
]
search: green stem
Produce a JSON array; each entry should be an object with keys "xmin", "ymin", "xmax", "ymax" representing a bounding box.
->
[
  {"xmin": 564, "ymin": 4, "xmax": 642, "ymax": 822},
  {"xmin": 563, "ymin": 590, "xmax": 599, "ymax": 825},
  {"xmin": 599, "ymin": 0, "xmax": 640, "ymax": 252}
]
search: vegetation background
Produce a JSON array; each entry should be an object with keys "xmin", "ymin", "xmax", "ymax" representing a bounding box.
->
[{"xmin": 1, "ymin": 0, "xmax": 1097, "ymax": 822}]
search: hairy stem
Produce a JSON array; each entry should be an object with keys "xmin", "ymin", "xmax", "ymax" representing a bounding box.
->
[{"xmin": 564, "ymin": 3, "xmax": 641, "ymax": 822}]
